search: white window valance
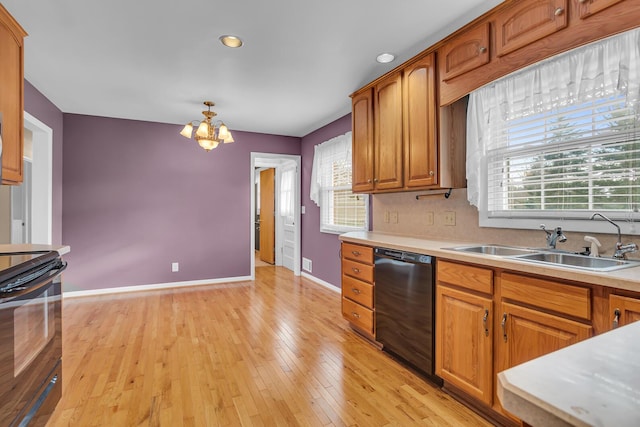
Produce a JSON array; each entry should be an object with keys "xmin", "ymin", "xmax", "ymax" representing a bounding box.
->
[{"xmin": 467, "ymin": 27, "xmax": 640, "ymax": 208}]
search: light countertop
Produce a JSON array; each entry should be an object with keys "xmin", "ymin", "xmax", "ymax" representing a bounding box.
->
[
  {"xmin": 497, "ymin": 321, "xmax": 640, "ymax": 427},
  {"xmin": 339, "ymin": 231, "xmax": 640, "ymax": 292},
  {"xmin": 0, "ymin": 244, "xmax": 70, "ymax": 256}
]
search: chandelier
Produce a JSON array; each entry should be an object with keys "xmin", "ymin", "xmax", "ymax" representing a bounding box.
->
[{"xmin": 179, "ymin": 101, "xmax": 234, "ymax": 151}]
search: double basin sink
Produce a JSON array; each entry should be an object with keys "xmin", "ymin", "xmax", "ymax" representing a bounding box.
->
[{"xmin": 448, "ymin": 244, "xmax": 640, "ymax": 272}]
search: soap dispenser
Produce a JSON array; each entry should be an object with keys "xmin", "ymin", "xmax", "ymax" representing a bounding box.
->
[{"xmin": 584, "ymin": 236, "xmax": 602, "ymax": 257}]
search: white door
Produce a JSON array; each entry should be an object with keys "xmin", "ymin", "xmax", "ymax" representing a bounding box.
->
[{"xmin": 280, "ymin": 164, "xmax": 296, "ymax": 272}]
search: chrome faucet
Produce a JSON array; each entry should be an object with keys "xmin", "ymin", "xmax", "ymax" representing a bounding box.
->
[
  {"xmin": 589, "ymin": 212, "xmax": 638, "ymax": 259},
  {"xmin": 540, "ymin": 224, "xmax": 567, "ymax": 249}
]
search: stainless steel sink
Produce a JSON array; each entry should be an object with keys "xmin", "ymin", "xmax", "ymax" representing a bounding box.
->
[
  {"xmin": 449, "ymin": 245, "xmax": 539, "ymax": 256},
  {"xmin": 446, "ymin": 244, "xmax": 640, "ymax": 272},
  {"xmin": 515, "ymin": 252, "xmax": 640, "ymax": 271}
]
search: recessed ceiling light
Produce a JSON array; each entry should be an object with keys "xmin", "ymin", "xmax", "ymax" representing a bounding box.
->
[
  {"xmin": 219, "ymin": 35, "xmax": 243, "ymax": 48},
  {"xmin": 376, "ymin": 53, "xmax": 395, "ymax": 64}
]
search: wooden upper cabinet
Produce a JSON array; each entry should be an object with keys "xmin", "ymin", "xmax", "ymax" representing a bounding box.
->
[
  {"xmin": 576, "ymin": 0, "xmax": 624, "ymax": 19},
  {"xmin": 403, "ymin": 53, "xmax": 438, "ymax": 188},
  {"xmin": 0, "ymin": 5, "xmax": 27, "ymax": 185},
  {"xmin": 374, "ymin": 72, "xmax": 403, "ymax": 191},
  {"xmin": 351, "ymin": 89, "xmax": 375, "ymax": 192},
  {"xmin": 609, "ymin": 294, "xmax": 640, "ymax": 330},
  {"xmin": 439, "ymin": 23, "xmax": 490, "ymax": 81},
  {"xmin": 494, "ymin": 0, "xmax": 568, "ymax": 57}
]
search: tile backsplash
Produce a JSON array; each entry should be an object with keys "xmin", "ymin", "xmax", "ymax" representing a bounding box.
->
[{"xmin": 372, "ymin": 188, "xmax": 639, "ymax": 260}]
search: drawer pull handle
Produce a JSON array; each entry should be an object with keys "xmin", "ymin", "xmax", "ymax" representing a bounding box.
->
[
  {"xmin": 352, "ymin": 267, "xmax": 360, "ymax": 273},
  {"xmin": 351, "ymin": 288, "xmax": 361, "ymax": 295},
  {"xmin": 501, "ymin": 313, "xmax": 508, "ymax": 342},
  {"xmin": 483, "ymin": 309, "xmax": 489, "ymax": 337},
  {"xmin": 554, "ymin": 7, "xmax": 564, "ymax": 16},
  {"xmin": 479, "ymin": 46, "xmax": 487, "ymax": 54},
  {"xmin": 351, "ymin": 312, "xmax": 360, "ymax": 319},
  {"xmin": 613, "ymin": 308, "xmax": 621, "ymax": 329},
  {"xmin": 351, "ymin": 251, "xmax": 361, "ymax": 256}
]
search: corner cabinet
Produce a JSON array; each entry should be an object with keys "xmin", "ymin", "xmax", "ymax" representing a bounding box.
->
[
  {"xmin": 0, "ymin": 5, "xmax": 27, "ymax": 185},
  {"xmin": 341, "ymin": 242, "xmax": 375, "ymax": 339},
  {"xmin": 351, "ymin": 52, "xmax": 465, "ymax": 194}
]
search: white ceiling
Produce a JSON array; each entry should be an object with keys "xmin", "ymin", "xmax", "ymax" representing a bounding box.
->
[{"xmin": 3, "ymin": 0, "xmax": 502, "ymax": 137}]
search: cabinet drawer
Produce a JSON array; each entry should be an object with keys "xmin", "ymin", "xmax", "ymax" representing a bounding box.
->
[
  {"xmin": 342, "ymin": 243, "xmax": 374, "ymax": 264},
  {"xmin": 342, "ymin": 259, "xmax": 374, "ymax": 283},
  {"xmin": 342, "ymin": 297, "xmax": 374, "ymax": 334},
  {"xmin": 501, "ymin": 273, "xmax": 591, "ymax": 321},
  {"xmin": 437, "ymin": 260, "xmax": 493, "ymax": 294},
  {"xmin": 342, "ymin": 275, "xmax": 374, "ymax": 308}
]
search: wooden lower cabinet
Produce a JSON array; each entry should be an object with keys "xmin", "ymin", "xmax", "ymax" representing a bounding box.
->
[
  {"xmin": 436, "ymin": 261, "xmax": 596, "ymax": 423},
  {"xmin": 499, "ymin": 302, "xmax": 592, "ymax": 369},
  {"xmin": 341, "ymin": 242, "xmax": 375, "ymax": 338},
  {"xmin": 436, "ymin": 285, "xmax": 493, "ymax": 405},
  {"xmin": 609, "ymin": 294, "xmax": 640, "ymax": 329}
]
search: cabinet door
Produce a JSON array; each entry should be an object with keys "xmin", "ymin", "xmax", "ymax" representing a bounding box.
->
[
  {"xmin": 436, "ymin": 286, "xmax": 493, "ymax": 405},
  {"xmin": 0, "ymin": 6, "xmax": 27, "ymax": 185},
  {"xmin": 403, "ymin": 53, "xmax": 438, "ymax": 188},
  {"xmin": 609, "ymin": 294, "xmax": 640, "ymax": 330},
  {"xmin": 439, "ymin": 23, "xmax": 490, "ymax": 81},
  {"xmin": 495, "ymin": 0, "xmax": 568, "ymax": 57},
  {"xmin": 576, "ymin": 0, "xmax": 624, "ymax": 19},
  {"xmin": 351, "ymin": 89, "xmax": 375, "ymax": 192},
  {"xmin": 500, "ymin": 302, "xmax": 592, "ymax": 369},
  {"xmin": 374, "ymin": 72, "xmax": 403, "ymax": 191}
]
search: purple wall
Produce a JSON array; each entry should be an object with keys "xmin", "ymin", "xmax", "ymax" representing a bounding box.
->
[
  {"xmin": 62, "ymin": 114, "xmax": 300, "ymax": 291},
  {"xmin": 24, "ymin": 81, "xmax": 64, "ymax": 245},
  {"xmin": 300, "ymin": 114, "xmax": 352, "ymax": 288}
]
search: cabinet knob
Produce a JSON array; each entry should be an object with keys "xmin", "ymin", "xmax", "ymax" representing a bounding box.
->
[
  {"xmin": 578, "ymin": 0, "xmax": 588, "ymax": 3},
  {"xmin": 429, "ymin": 171, "xmax": 434, "ymax": 176},
  {"xmin": 479, "ymin": 46, "xmax": 487, "ymax": 54},
  {"xmin": 373, "ymin": 178, "xmax": 379, "ymax": 183},
  {"xmin": 352, "ymin": 267, "xmax": 360, "ymax": 274},
  {"xmin": 613, "ymin": 308, "xmax": 621, "ymax": 329},
  {"xmin": 367, "ymin": 179, "xmax": 372, "ymax": 183},
  {"xmin": 554, "ymin": 7, "xmax": 565, "ymax": 16}
]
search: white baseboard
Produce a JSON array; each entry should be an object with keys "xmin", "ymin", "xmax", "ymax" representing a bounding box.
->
[
  {"xmin": 300, "ymin": 272, "xmax": 340, "ymax": 293},
  {"xmin": 63, "ymin": 275, "xmax": 253, "ymax": 298}
]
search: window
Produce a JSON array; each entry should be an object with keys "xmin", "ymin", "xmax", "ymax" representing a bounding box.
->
[
  {"xmin": 310, "ymin": 132, "xmax": 369, "ymax": 234},
  {"xmin": 467, "ymin": 28, "xmax": 640, "ymax": 233}
]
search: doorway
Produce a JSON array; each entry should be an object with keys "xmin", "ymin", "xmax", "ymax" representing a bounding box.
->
[
  {"xmin": 250, "ymin": 153, "xmax": 301, "ymax": 279},
  {"xmin": 0, "ymin": 112, "xmax": 53, "ymax": 244}
]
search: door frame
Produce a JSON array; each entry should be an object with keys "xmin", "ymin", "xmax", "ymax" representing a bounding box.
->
[
  {"xmin": 250, "ymin": 153, "xmax": 301, "ymax": 279},
  {"xmin": 24, "ymin": 112, "xmax": 53, "ymax": 244}
]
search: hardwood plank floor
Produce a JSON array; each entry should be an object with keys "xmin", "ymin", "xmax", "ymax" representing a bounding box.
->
[{"xmin": 48, "ymin": 267, "xmax": 492, "ymax": 426}]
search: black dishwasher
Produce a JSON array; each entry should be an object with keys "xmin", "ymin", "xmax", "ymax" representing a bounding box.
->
[{"xmin": 374, "ymin": 247, "xmax": 440, "ymax": 384}]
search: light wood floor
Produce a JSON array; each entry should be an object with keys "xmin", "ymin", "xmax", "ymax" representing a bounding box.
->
[{"xmin": 48, "ymin": 267, "xmax": 492, "ymax": 426}]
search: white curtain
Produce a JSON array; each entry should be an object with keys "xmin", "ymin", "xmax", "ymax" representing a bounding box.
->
[
  {"xmin": 467, "ymin": 27, "xmax": 640, "ymax": 208},
  {"xmin": 309, "ymin": 131, "xmax": 352, "ymax": 206}
]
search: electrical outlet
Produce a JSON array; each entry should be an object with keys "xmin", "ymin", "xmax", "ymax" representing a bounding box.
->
[
  {"xmin": 425, "ymin": 211, "xmax": 434, "ymax": 226},
  {"xmin": 171, "ymin": 262, "xmax": 179, "ymax": 272},
  {"xmin": 302, "ymin": 257, "xmax": 312, "ymax": 272},
  {"xmin": 443, "ymin": 211, "xmax": 456, "ymax": 226},
  {"xmin": 390, "ymin": 212, "xmax": 398, "ymax": 224},
  {"xmin": 384, "ymin": 211, "xmax": 390, "ymax": 223}
]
